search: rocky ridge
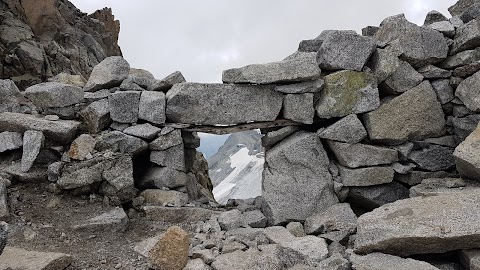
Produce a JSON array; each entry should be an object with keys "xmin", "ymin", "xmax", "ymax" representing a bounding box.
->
[{"xmin": 2, "ymin": 0, "xmax": 480, "ymax": 269}]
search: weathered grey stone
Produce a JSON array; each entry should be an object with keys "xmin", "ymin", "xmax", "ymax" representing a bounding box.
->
[
  {"xmin": 283, "ymin": 93, "xmax": 314, "ymax": 124},
  {"xmin": 219, "ymin": 209, "xmax": 243, "ymax": 231},
  {"xmin": 304, "ymin": 203, "xmax": 357, "ymax": 235},
  {"xmin": 211, "ymin": 244, "xmax": 287, "ymax": 270},
  {"xmin": 374, "ymin": 14, "xmax": 449, "ymax": 67},
  {"xmin": 424, "ymin": 10, "xmax": 449, "ymax": 25},
  {"xmin": 410, "ymin": 178, "xmax": 480, "ymax": 197},
  {"xmin": 327, "ymin": 141, "xmax": 398, "ymax": 168},
  {"xmin": 138, "ymin": 91, "xmax": 166, "ymax": 125},
  {"xmin": 274, "ymin": 80, "xmax": 324, "ymax": 94},
  {"xmin": 382, "ymin": 61, "xmax": 424, "ymax": 93},
  {"xmin": 47, "ymin": 161, "xmax": 63, "ymax": 183},
  {"xmin": 57, "ymin": 156, "xmax": 108, "ymax": 189},
  {"xmin": 449, "ymin": 0, "xmax": 480, "ymax": 17},
  {"xmin": 148, "ymin": 71, "xmax": 186, "ymax": 92},
  {"xmin": 409, "ymin": 145, "xmax": 455, "ymax": 171},
  {"xmin": 427, "ymin": 21, "xmax": 456, "ymax": 37},
  {"xmin": 451, "ymin": 19, "xmax": 480, "ymax": 55},
  {"xmin": 347, "ymin": 182, "xmax": 410, "ymax": 210},
  {"xmin": 141, "ymin": 189, "xmax": 188, "ymax": 206},
  {"xmin": 5, "ymin": 163, "xmax": 48, "ymax": 183},
  {"xmin": 364, "ymin": 81, "xmax": 446, "ymax": 145},
  {"xmin": 0, "ymin": 222, "xmax": 7, "ymax": 255},
  {"xmin": 0, "ymin": 131, "xmax": 22, "ymax": 153},
  {"xmin": 392, "ymin": 162, "xmax": 416, "ymax": 174},
  {"xmin": 263, "ymin": 226, "xmax": 296, "ymax": 244},
  {"xmin": 166, "ymin": 83, "xmax": 283, "ymax": 125},
  {"xmin": 350, "ymin": 253, "xmax": 440, "ymax": 270},
  {"xmin": 100, "ymin": 155, "xmax": 137, "ymax": 204},
  {"xmin": 0, "ymin": 112, "xmax": 80, "ymax": 144},
  {"xmin": 418, "ymin": 65, "xmax": 452, "ymax": 79},
  {"xmin": 123, "ymin": 123, "xmax": 161, "ymax": 140},
  {"xmin": 395, "ymin": 170, "xmax": 455, "ymax": 186},
  {"xmin": 48, "ymin": 72, "xmax": 86, "ymax": 88},
  {"xmin": 192, "ymin": 249, "xmax": 215, "ymax": 265},
  {"xmin": 223, "ymin": 53, "xmax": 321, "ymax": 84},
  {"xmin": 24, "ymin": 82, "xmax": 83, "ymax": 108},
  {"xmin": 150, "ymin": 144, "xmax": 185, "ymax": 171},
  {"xmin": 431, "ymin": 79, "xmax": 455, "ymax": 104},
  {"xmin": 67, "ymin": 134, "xmax": 96, "ymax": 161},
  {"xmin": 139, "ymin": 167, "xmax": 188, "ymax": 189},
  {"xmin": 84, "ymin": 56, "xmax": 130, "ymax": 92},
  {"xmin": 95, "ymin": 131, "xmax": 148, "ymax": 156},
  {"xmin": 454, "ymin": 123, "xmax": 480, "ymax": 180},
  {"xmin": 338, "ymin": 165, "xmax": 394, "ymax": 186},
  {"xmin": 355, "ymin": 192, "xmax": 480, "ymax": 256},
  {"xmin": 79, "ymin": 99, "xmax": 111, "ymax": 133},
  {"xmin": 72, "ymin": 207, "xmax": 128, "ymax": 232},
  {"xmin": 440, "ymin": 48, "xmax": 480, "ymax": 69},
  {"xmin": 456, "ymin": 70, "xmax": 480, "ymax": 111},
  {"xmin": 84, "ymin": 89, "xmax": 111, "ymax": 103},
  {"xmin": 184, "ymin": 259, "xmax": 212, "ymax": 270},
  {"xmin": 0, "ymin": 79, "xmax": 31, "ymax": 113},
  {"xmin": 21, "ymin": 130, "xmax": 44, "ymax": 172},
  {"xmin": 453, "ymin": 115, "xmax": 480, "ymax": 142},
  {"xmin": 454, "ymin": 60, "xmax": 480, "ymax": 77},
  {"xmin": 368, "ymin": 45, "xmax": 402, "ymax": 83},
  {"xmin": 286, "ymin": 222, "xmax": 306, "ymax": 237},
  {"xmin": 108, "ymin": 91, "xmax": 141, "ymax": 123},
  {"xmin": 144, "ymin": 206, "xmax": 221, "ymax": 223},
  {"xmin": 0, "ymin": 247, "xmax": 73, "ymax": 270},
  {"xmin": 261, "ymin": 126, "xmax": 300, "ymax": 148},
  {"xmin": 316, "ymin": 253, "xmax": 350, "ymax": 270},
  {"xmin": 148, "ymin": 226, "xmax": 190, "ymax": 270},
  {"xmin": 362, "ymin": 26, "xmax": 379, "ymax": 36},
  {"xmin": 150, "ymin": 129, "xmax": 183, "ymax": 151},
  {"xmin": 281, "ymin": 236, "xmax": 329, "ymax": 265},
  {"xmin": 315, "ymin": 71, "xmax": 379, "ymax": 119},
  {"xmin": 460, "ymin": 249, "xmax": 480, "ymax": 270},
  {"xmin": 262, "ymin": 132, "xmax": 337, "ymax": 225},
  {"xmin": 424, "ymin": 135, "xmax": 457, "ymax": 148},
  {"xmin": 182, "ymin": 131, "xmax": 201, "ymax": 149},
  {"xmin": 317, "ymin": 114, "xmax": 367, "ymax": 144},
  {"xmin": 242, "ymin": 210, "xmax": 268, "ymax": 228},
  {"xmin": 0, "ymin": 183, "xmax": 8, "ymax": 220},
  {"xmin": 317, "ymin": 30, "xmax": 376, "ymax": 71}
]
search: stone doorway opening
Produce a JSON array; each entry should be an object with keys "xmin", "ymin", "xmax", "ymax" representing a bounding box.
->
[{"xmin": 197, "ymin": 130, "xmax": 264, "ymax": 204}]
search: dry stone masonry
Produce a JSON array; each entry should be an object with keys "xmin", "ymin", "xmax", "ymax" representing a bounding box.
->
[{"xmin": 3, "ymin": 0, "xmax": 480, "ymax": 269}]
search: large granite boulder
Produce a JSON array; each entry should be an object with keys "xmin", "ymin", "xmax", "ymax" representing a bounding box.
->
[
  {"xmin": 364, "ymin": 81, "xmax": 446, "ymax": 145},
  {"xmin": 454, "ymin": 123, "xmax": 480, "ymax": 180},
  {"xmin": 166, "ymin": 83, "xmax": 283, "ymax": 125},
  {"xmin": 451, "ymin": 19, "xmax": 480, "ymax": 55},
  {"xmin": 138, "ymin": 91, "xmax": 166, "ymax": 125},
  {"xmin": 0, "ymin": 112, "xmax": 80, "ymax": 143},
  {"xmin": 79, "ymin": 99, "xmax": 111, "ymax": 134},
  {"xmin": 355, "ymin": 192, "xmax": 480, "ymax": 256},
  {"xmin": 316, "ymin": 30, "xmax": 376, "ymax": 71},
  {"xmin": 261, "ymin": 132, "xmax": 337, "ymax": 225},
  {"xmin": 0, "ymin": 131, "xmax": 23, "ymax": 153},
  {"xmin": 222, "ymin": 52, "xmax": 321, "ymax": 84},
  {"xmin": 108, "ymin": 91, "xmax": 141, "ymax": 123},
  {"xmin": 317, "ymin": 114, "xmax": 367, "ymax": 144},
  {"xmin": 456, "ymin": 70, "xmax": 480, "ymax": 111},
  {"xmin": 315, "ymin": 71, "xmax": 379, "ymax": 119},
  {"xmin": 327, "ymin": 141, "xmax": 398, "ymax": 168},
  {"xmin": 24, "ymin": 82, "xmax": 83, "ymax": 108},
  {"xmin": 0, "ymin": 79, "xmax": 32, "ymax": 113},
  {"xmin": 84, "ymin": 56, "xmax": 130, "ymax": 92}
]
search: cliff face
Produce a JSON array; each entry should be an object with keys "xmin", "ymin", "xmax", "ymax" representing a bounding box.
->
[{"xmin": 0, "ymin": 0, "xmax": 122, "ymax": 89}]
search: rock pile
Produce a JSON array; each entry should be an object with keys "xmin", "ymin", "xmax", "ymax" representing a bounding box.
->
[{"xmin": 2, "ymin": 0, "xmax": 480, "ymax": 269}]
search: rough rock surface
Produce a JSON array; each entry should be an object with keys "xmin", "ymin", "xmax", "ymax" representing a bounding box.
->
[
  {"xmin": 24, "ymin": 82, "xmax": 83, "ymax": 108},
  {"xmin": 0, "ymin": 247, "xmax": 73, "ymax": 270},
  {"xmin": 350, "ymin": 253, "xmax": 440, "ymax": 270},
  {"xmin": 304, "ymin": 203, "xmax": 357, "ymax": 235},
  {"xmin": 456, "ymin": 70, "xmax": 480, "ymax": 111},
  {"xmin": 80, "ymin": 99, "xmax": 111, "ymax": 133},
  {"xmin": 327, "ymin": 141, "xmax": 398, "ymax": 168},
  {"xmin": 283, "ymin": 93, "xmax": 314, "ymax": 124},
  {"xmin": 355, "ymin": 192, "xmax": 480, "ymax": 256},
  {"xmin": 84, "ymin": 56, "xmax": 130, "ymax": 92},
  {"xmin": 0, "ymin": 131, "xmax": 23, "ymax": 153},
  {"xmin": 364, "ymin": 81, "xmax": 446, "ymax": 145},
  {"xmin": 21, "ymin": 130, "xmax": 44, "ymax": 172},
  {"xmin": 317, "ymin": 114, "xmax": 367, "ymax": 144},
  {"xmin": 138, "ymin": 91, "xmax": 166, "ymax": 125},
  {"xmin": 149, "ymin": 226, "xmax": 189, "ymax": 270},
  {"xmin": 166, "ymin": 83, "xmax": 283, "ymax": 125},
  {"xmin": 222, "ymin": 52, "xmax": 321, "ymax": 84},
  {"xmin": 262, "ymin": 132, "xmax": 337, "ymax": 225},
  {"xmin": 338, "ymin": 165, "xmax": 394, "ymax": 186},
  {"xmin": 108, "ymin": 91, "xmax": 141, "ymax": 123},
  {"xmin": 454, "ymin": 123, "xmax": 480, "ymax": 180}
]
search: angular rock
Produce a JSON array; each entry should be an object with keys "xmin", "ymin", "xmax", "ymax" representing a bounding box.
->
[
  {"xmin": 148, "ymin": 71, "xmax": 186, "ymax": 92},
  {"xmin": 21, "ymin": 130, "xmax": 44, "ymax": 172},
  {"xmin": 79, "ymin": 99, "xmax": 111, "ymax": 133},
  {"xmin": 0, "ymin": 131, "xmax": 23, "ymax": 153},
  {"xmin": 424, "ymin": 10, "xmax": 449, "ymax": 25},
  {"xmin": 431, "ymin": 79, "xmax": 455, "ymax": 104},
  {"xmin": 350, "ymin": 253, "xmax": 439, "ymax": 270},
  {"xmin": 141, "ymin": 190, "xmax": 188, "ymax": 207},
  {"xmin": 138, "ymin": 91, "xmax": 166, "ymax": 125},
  {"xmin": 418, "ymin": 65, "xmax": 452, "ymax": 79},
  {"xmin": 100, "ymin": 155, "xmax": 137, "ymax": 204},
  {"xmin": 5, "ymin": 163, "xmax": 48, "ymax": 183},
  {"xmin": 317, "ymin": 30, "xmax": 376, "ymax": 71},
  {"xmin": 304, "ymin": 203, "xmax": 357, "ymax": 235},
  {"xmin": 409, "ymin": 145, "xmax": 455, "ymax": 171},
  {"xmin": 0, "ymin": 79, "xmax": 31, "ymax": 113},
  {"xmin": 364, "ymin": 81, "xmax": 446, "ymax": 144},
  {"xmin": 0, "ymin": 112, "xmax": 80, "ymax": 144},
  {"xmin": 316, "ymin": 71, "xmax": 379, "ymax": 119},
  {"xmin": 95, "ymin": 131, "xmax": 148, "ymax": 156},
  {"xmin": 355, "ymin": 192, "xmax": 480, "ymax": 256},
  {"xmin": 454, "ymin": 60, "xmax": 480, "ymax": 77},
  {"xmin": 316, "ymin": 253, "xmax": 350, "ymax": 270},
  {"xmin": 327, "ymin": 141, "xmax": 398, "ymax": 168},
  {"xmin": 262, "ymin": 132, "xmax": 337, "ymax": 225},
  {"xmin": 0, "ymin": 183, "xmax": 8, "ymax": 220},
  {"xmin": 24, "ymin": 82, "xmax": 83, "ymax": 108},
  {"xmin": 150, "ymin": 144, "xmax": 185, "ymax": 171},
  {"xmin": 368, "ymin": 45, "xmax": 402, "ymax": 84},
  {"xmin": 454, "ymin": 123, "xmax": 480, "ymax": 180},
  {"xmin": 410, "ymin": 178, "xmax": 480, "ymax": 197},
  {"xmin": 211, "ymin": 244, "xmax": 286, "ymax": 270},
  {"xmin": 242, "ymin": 210, "xmax": 268, "ymax": 228},
  {"xmin": 219, "ymin": 209, "xmax": 243, "ymax": 231},
  {"xmin": 460, "ymin": 249, "xmax": 480, "ymax": 270},
  {"xmin": 144, "ymin": 206, "xmax": 221, "ymax": 223},
  {"xmin": 317, "ymin": 114, "xmax": 367, "ymax": 144},
  {"xmin": 283, "ymin": 93, "xmax": 314, "ymax": 124},
  {"xmin": 123, "ymin": 123, "xmax": 161, "ymax": 140},
  {"xmin": 263, "ymin": 226, "xmax": 296, "ymax": 244},
  {"xmin": 453, "ymin": 114, "xmax": 480, "ymax": 142},
  {"xmin": 280, "ymin": 236, "xmax": 329, "ymax": 265},
  {"xmin": 84, "ymin": 56, "xmax": 130, "ymax": 92},
  {"xmin": 362, "ymin": 26, "xmax": 379, "ymax": 36},
  {"xmin": 274, "ymin": 80, "xmax": 324, "ymax": 94},
  {"xmin": 261, "ymin": 126, "xmax": 300, "ymax": 148},
  {"xmin": 0, "ymin": 222, "xmax": 6, "ymax": 255},
  {"xmin": 0, "ymin": 247, "xmax": 73, "ymax": 270},
  {"xmin": 338, "ymin": 165, "xmax": 394, "ymax": 186},
  {"xmin": 148, "ymin": 226, "xmax": 189, "ymax": 270},
  {"xmin": 48, "ymin": 72, "xmax": 86, "ymax": 88},
  {"xmin": 184, "ymin": 259, "xmax": 212, "ymax": 270},
  {"xmin": 441, "ymin": 48, "xmax": 480, "ymax": 69},
  {"xmin": 191, "ymin": 249, "xmax": 214, "ymax": 265},
  {"xmin": 149, "ymin": 129, "xmax": 183, "ymax": 151},
  {"xmin": 67, "ymin": 134, "xmax": 96, "ymax": 161},
  {"xmin": 286, "ymin": 222, "xmax": 306, "ymax": 237},
  {"xmin": 182, "ymin": 131, "xmax": 201, "ymax": 149},
  {"xmin": 84, "ymin": 89, "xmax": 111, "ymax": 102},
  {"xmin": 374, "ymin": 14, "xmax": 449, "ymax": 67},
  {"xmin": 57, "ymin": 156, "xmax": 109, "ymax": 189},
  {"xmin": 47, "ymin": 162, "xmax": 63, "ymax": 183},
  {"xmin": 222, "ymin": 53, "xmax": 321, "ymax": 84},
  {"xmin": 167, "ymin": 83, "xmax": 283, "ymax": 125},
  {"xmin": 72, "ymin": 207, "xmax": 128, "ymax": 232},
  {"xmin": 456, "ymin": 70, "xmax": 480, "ymax": 111},
  {"xmin": 451, "ymin": 19, "xmax": 480, "ymax": 55},
  {"xmin": 108, "ymin": 91, "xmax": 141, "ymax": 123},
  {"xmin": 395, "ymin": 170, "xmax": 455, "ymax": 186},
  {"xmin": 382, "ymin": 61, "xmax": 424, "ymax": 93},
  {"xmin": 139, "ymin": 167, "xmax": 188, "ymax": 189},
  {"xmin": 427, "ymin": 21, "xmax": 456, "ymax": 37},
  {"xmin": 347, "ymin": 182, "xmax": 410, "ymax": 210}
]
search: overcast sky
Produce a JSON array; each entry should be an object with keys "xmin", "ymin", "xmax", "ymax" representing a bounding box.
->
[{"xmin": 70, "ymin": 0, "xmax": 457, "ymax": 83}]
